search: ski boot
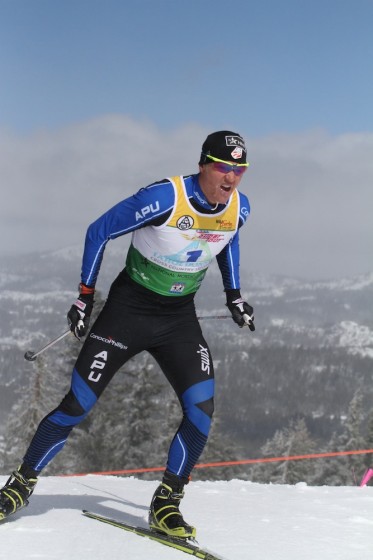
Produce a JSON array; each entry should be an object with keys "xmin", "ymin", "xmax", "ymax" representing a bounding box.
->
[
  {"xmin": 0, "ymin": 465, "xmax": 38, "ymax": 521},
  {"xmin": 149, "ymin": 473, "xmax": 196, "ymax": 539}
]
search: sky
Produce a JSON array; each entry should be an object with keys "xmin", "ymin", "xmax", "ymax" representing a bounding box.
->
[
  {"xmin": 0, "ymin": 475, "xmax": 372, "ymax": 559},
  {"xmin": 1, "ymin": 0, "xmax": 373, "ymax": 280}
]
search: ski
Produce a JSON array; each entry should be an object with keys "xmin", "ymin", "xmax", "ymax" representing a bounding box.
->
[{"xmin": 82, "ymin": 510, "xmax": 226, "ymax": 560}]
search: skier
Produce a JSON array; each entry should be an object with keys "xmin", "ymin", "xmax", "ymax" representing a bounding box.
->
[{"xmin": 0, "ymin": 130, "xmax": 255, "ymax": 537}]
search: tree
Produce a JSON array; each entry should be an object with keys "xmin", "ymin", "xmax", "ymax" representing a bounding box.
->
[
  {"xmin": 314, "ymin": 390, "xmax": 366, "ymax": 486},
  {"xmin": 251, "ymin": 418, "xmax": 317, "ymax": 484},
  {"xmin": 1, "ymin": 352, "xmax": 69, "ymax": 473},
  {"xmin": 0, "ymin": 292, "xmax": 106, "ymax": 475},
  {"xmin": 363, "ymin": 409, "xmax": 373, "ymax": 470}
]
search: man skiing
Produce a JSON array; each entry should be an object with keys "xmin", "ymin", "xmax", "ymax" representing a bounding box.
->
[{"xmin": 0, "ymin": 130, "xmax": 255, "ymax": 538}]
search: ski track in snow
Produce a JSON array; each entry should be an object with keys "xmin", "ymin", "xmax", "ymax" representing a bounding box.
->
[{"xmin": 0, "ymin": 475, "xmax": 372, "ymax": 560}]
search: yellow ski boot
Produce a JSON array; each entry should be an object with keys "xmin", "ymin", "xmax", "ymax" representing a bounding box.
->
[
  {"xmin": 149, "ymin": 476, "xmax": 196, "ymax": 539},
  {"xmin": 0, "ymin": 466, "xmax": 37, "ymax": 521}
]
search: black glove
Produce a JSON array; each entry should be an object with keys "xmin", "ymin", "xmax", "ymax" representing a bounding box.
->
[
  {"xmin": 226, "ymin": 289, "xmax": 255, "ymax": 331},
  {"xmin": 67, "ymin": 283, "xmax": 94, "ymax": 340}
]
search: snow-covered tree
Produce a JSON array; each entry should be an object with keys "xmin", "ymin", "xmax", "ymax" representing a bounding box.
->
[
  {"xmin": 314, "ymin": 390, "xmax": 366, "ymax": 486},
  {"xmin": 1, "ymin": 352, "xmax": 69, "ymax": 472},
  {"xmin": 363, "ymin": 409, "xmax": 373, "ymax": 470},
  {"xmin": 251, "ymin": 418, "xmax": 317, "ymax": 484}
]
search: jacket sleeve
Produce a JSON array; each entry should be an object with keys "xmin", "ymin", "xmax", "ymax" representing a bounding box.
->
[
  {"xmin": 216, "ymin": 191, "xmax": 250, "ymax": 291},
  {"xmin": 81, "ymin": 181, "xmax": 175, "ymax": 287},
  {"xmin": 216, "ymin": 232, "xmax": 241, "ymax": 290}
]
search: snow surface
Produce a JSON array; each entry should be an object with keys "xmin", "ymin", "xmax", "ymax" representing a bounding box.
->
[{"xmin": 1, "ymin": 475, "xmax": 372, "ymax": 560}]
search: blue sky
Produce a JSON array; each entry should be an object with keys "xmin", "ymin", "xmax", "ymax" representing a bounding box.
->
[
  {"xmin": 1, "ymin": 0, "xmax": 372, "ymax": 280},
  {"xmin": 2, "ymin": 0, "xmax": 372, "ymax": 135}
]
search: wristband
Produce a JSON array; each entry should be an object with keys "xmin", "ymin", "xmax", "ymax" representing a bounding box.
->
[{"xmin": 79, "ymin": 283, "xmax": 95, "ymax": 296}]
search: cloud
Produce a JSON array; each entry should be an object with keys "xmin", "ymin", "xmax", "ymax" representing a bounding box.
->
[
  {"xmin": 0, "ymin": 116, "xmax": 205, "ymax": 254},
  {"xmin": 0, "ymin": 118, "xmax": 372, "ymax": 280},
  {"xmin": 242, "ymin": 129, "xmax": 373, "ymax": 279}
]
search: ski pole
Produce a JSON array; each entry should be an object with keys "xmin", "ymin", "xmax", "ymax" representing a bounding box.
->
[
  {"xmin": 23, "ymin": 316, "xmax": 237, "ymax": 361},
  {"xmin": 24, "ymin": 329, "xmax": 71, "ymax": 361},
  {"xmin": 197, "ymin": 315, "xmax": 231, "ymax": 320},
  {"xmin": 197, "ymin": 314, "xmax": 254, "ymax": 328},
  {"xmin": 23, "ymin": 315, "xmax": 244, "ymax": 361}
]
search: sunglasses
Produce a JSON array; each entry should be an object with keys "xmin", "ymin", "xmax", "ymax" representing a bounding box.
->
[{"xmin": 203, "ymin": 154, "xmax": 249, "ymax": 177}]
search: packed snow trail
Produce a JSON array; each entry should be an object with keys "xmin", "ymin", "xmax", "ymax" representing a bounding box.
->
[{"xmin": 0, "ymin": 475, "xmax": 372, "ymax": 560}]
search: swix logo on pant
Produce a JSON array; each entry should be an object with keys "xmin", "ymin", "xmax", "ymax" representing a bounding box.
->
[
  {"xmin": 197, "ymin": 344, "xmax": 210, "ymax": 375},
  {"xmin": 88, "ymin": 351, "xmax": 108, "ymax": 383}
]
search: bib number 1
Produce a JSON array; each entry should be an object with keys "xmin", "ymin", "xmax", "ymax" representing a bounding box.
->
[{"xmin": 186, "ymin": 250, "xmax": 203, "ymax": 262}]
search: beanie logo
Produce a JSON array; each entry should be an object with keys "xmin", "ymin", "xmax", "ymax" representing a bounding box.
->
[
  {"xmin": 231, "ymin": 147, "xmax": 243, "ymax": 160},
  {"xmin": 225, "ymin": 135, "xmax": 246, "ymax": 151}
]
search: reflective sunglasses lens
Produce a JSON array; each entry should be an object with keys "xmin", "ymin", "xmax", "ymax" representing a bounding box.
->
[
  {"xmin": 233, "ymin": 166, "xmax": 246, "ymax": 177},
  {"xmin": 213, "ymin": 162, "xmax": 246, "ymax": 176}
]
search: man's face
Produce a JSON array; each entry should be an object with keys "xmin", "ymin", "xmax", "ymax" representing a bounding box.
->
[{"xmin": 198, "ymin": 163, "xmax": 246, "ymax": 205}]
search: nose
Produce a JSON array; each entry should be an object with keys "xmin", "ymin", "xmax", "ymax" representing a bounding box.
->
[{"xmin": 224, "ymin": 170, "xmax": 237, "ymax": 182}]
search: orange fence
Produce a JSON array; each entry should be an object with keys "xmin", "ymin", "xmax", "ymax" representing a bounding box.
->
[{"xmin": 61, "ymin": 448, "xmax": 373, "ymax": 477}]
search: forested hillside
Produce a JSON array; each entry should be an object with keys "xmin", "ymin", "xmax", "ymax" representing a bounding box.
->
[{"xmin": 1, "ymin": 247, "xmax": 372, "ymax": 484}]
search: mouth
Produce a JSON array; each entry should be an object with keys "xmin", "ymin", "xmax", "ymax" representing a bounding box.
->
[{"xmin": 220, "ymin": 184, "xmax": 232, "ymax": 194}]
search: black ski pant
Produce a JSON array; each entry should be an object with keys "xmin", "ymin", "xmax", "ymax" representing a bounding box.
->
[{"xmin": 23, "ymin": 271, "xmax": 215, "ymax": 480}]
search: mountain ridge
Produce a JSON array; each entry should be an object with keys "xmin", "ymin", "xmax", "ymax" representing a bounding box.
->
[{"xmin": 1, "ymin": 248, "xmax": 372, "ymax": 460}]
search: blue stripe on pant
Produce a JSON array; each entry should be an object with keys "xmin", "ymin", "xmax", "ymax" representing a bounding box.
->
[
  {"xmin": 23, "ymin": 369, "xmax": 97, "ymax": 472},
  {"xmin": 166, "ymin": 379, "xmax": 214, "ymax": 478}
]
